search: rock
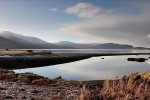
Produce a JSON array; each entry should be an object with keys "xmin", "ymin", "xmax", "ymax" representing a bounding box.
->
[
  {"xmin": 55, "ymin": 76, "xmax": 62, "ymax": 80},
  {"xmin": 31, "ymin": 78, "xmax": 52, "ymax": 86},
  {"xmin": 127, "ymin": 58, "xmax": 148, "ymax": 62},
  {"xmin": 31, "ymin": 97, "xmax": 36, "ymax": 100},
  {"xmin": 0, "ymin": 69, "xmax": 14, "ymax": 74},
  {"xmin": 0, "ymin": 87, "xmax": 6, "ymax": 90},
  {"xmin": 31, "ymin": 90, "xmax": 40, "ymax": 94},
  {"xmin": 19, "ymin": 78, "xmax": 30, "ymax": 84},
  {"xmin": 20, "ymin": 96, "xmax": 27, "ymax": 99},
  {"xmin": 3, "ymin": 96, "xmax": 13, "ymax": 99},
  {"xmin": 20, "ymin": 88, "xmax": 25, "ymax": 91},
  {"xmin": 0, "ymin": 73, "xmax": 17, "ymax": 81},
  {"xmin": 18, "ymin": 73, "xmax": 44, "ymax": 82}
]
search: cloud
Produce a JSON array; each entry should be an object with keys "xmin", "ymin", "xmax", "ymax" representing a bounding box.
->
[
  {"xmin": 60, "ymin": 2, "xmax": 150, "ymax": 47},
  {"xmin": 65, "ymin": 3, "xmax": 110, "ymax": 18},
  {"xmin": 48, "ymin": 8, "xmax": 58, "ymax": 12},
  {"xmin": 0, "ymin": 28, "xmax": 9, "ymax": 33},
  {"xmin": 147, "ymin": 34, "xmax": 150, "ymax": 38}
]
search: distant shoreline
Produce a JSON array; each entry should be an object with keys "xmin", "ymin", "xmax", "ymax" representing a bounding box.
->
[{"xmin": 0, "ymin": 50, "xmax": 150, "ymax": 70}]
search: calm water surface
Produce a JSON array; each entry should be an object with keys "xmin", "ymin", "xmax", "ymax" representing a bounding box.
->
[{"xmin": 14, "ymin": 49, "xmax": 150, "ymax": 80}]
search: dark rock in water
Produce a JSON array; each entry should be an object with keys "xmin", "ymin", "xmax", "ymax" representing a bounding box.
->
[
  {"xmin": 127, "ymin": 58, "xmax": 148, "ymax": 62},
  {"xmin": 101, "ymin": 58, "xmax": 104, "ymax": 59}
]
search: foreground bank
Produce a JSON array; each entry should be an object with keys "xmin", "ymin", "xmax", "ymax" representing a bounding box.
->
[{"xmin": 0, "ymin": 69, "xmax": 150, "ymax": 100}]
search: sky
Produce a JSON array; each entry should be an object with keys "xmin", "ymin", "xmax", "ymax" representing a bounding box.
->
[{"xmin": 0, "ymin": 0, "xmax": 150, "ymax": 47}]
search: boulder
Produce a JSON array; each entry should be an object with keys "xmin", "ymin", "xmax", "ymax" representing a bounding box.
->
[{"xmin": 31, "ymin": 78, "xmax": 52, "ymax": 86}]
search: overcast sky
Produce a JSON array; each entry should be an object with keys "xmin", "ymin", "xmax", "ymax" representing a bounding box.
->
[{"xmin": 0, "ymin": 0, "xmax": 150, "ymax": 47}]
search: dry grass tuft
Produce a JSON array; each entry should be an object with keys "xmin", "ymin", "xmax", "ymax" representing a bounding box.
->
[{"xmin": 80, "ymin": 71, "xmax": 150, "ymax": 100}]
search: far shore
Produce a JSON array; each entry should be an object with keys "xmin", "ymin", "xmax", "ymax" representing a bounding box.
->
[{"xmin": 0, "ymin": 50, "xmax": 150, "ymax": 70}]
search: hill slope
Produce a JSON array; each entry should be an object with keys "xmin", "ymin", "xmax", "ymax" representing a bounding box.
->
[
  {"xmin": 0, "ymin": 31, "xmax": 61, "ymax": 49},
  {"xmin": 0, "ymin": 31, "xmax": 139, "ymax": 49},
  {"xmin": 56, "ymin": 41, "xmax": 134, "ymax": 49}
]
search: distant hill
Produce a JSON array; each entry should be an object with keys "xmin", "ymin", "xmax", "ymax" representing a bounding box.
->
[
  {"xmin": 91, "ymin": 43, "xmax": 134, "ymax": 49},
  {"xmin": 0, "ymin": 31, "xmax": 63, "ymax": 49},
  {"xmin": 0, "ymin": 36, "xmax": 27, "ymax": 49},
  {"xmin": 56, "ymin": 41, "xmax": 97, "ymax": 49},
  {"xmin": 56, "ymin": 41, "xmax": 134, "ymax": 49},
  {"xmin": 134, "ymin": 47, "xmax": 150, "ymax": 50},
  {"xmin": 0, "ymin": 31, "xmax": 145, "ymax": 49},
  {"xmin": 0, "ymin": 31, "xmax": 48, "ymax": 45}
]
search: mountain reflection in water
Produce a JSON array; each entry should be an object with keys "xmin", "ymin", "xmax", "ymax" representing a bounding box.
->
[{"xmin": 14, "ymin": 55, "xmax": 150, "ymax": 80}]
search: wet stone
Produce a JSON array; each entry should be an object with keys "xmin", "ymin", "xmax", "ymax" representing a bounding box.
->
[
  {"xmin": 20, "ymin": 88, "xmax": 25, "ymax": 91},
  {"xmin": 0, "ymin": 87, "xmax": 6, "ymax": 90},
  {"xmin": 3, "ymin": 96, "xmax": 13, "ymax": 99},
  {"xmin": 31, "ymin": 90, "xmax": 40, "ymax": 94},
  {"xmin": 20, "ymin": 96, "xmax": 27, "ymax": 99}
]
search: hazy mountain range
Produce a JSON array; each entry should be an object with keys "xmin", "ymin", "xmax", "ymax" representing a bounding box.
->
[
  {"xmin": 0, "ymin": 31, "xmax": 62, "ymax": 49},
  {"xmin": 0, "ymin": 31, "xmax": 147, "ymax": 49}
]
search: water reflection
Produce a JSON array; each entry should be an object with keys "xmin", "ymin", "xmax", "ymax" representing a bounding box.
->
[
  {"xmin": 48, "ymin": 49, "xmax": 150, "ymax": 54},
  {"xmin": 14, "ymin": 55, "xmax": 150, "ymax": 80},
  {"xmin": 147, "ymin": 60, "xmax": 150, "ymax": 64}
]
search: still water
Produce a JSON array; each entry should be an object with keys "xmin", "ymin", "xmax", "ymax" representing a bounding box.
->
[
  {"xmin": 38, "ymin": 49, "xmax": 150, "ymax": 53},
  {"xmin": 14, "ymin": 49, "xmax": 150, "ymax": 80}
]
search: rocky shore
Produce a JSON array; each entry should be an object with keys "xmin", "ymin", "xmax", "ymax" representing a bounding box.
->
[
  {"xmin": 1, "ymin": 69, "xmax": 150, "ymax": 100},
  {"xmin": 0, "ymin": 69, "xmax": 103, "ymax": 100},
  {"xmin": 0, "ymin": 81, "xmax": 82, "ymax": 100},
  {"xmin": 0, "ymin": 69, "xmax": 77, "ymax": 100}
]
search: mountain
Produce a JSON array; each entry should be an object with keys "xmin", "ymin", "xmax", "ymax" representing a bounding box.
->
[
  {"xmin": 91, "ymin": 43, "xmax": 134, "ymax": 49},
  {"xmin": 56, "ymin": 41, "xmax": 98, "ymax": 49},
  {"xmin": 0, "ymin": 31, "xmax": 140, "ymax": 49},
  {"xmin": 0, "ymin": 31, "xmax": 62, "ymax": 49},
  {"xmin": 0, "ymin": 31, "xmax": 49, "ymax": 45},
  {"xmin": 56, "ymin": 41, "xmax": 134, "ymax": 49},
  {"xmin": 0, "ymin": 36, "xmax": 27, "ymax": 49},
  {"xmin": 134, "ymin": 47, "xmax": 150, "ymax": 50}
]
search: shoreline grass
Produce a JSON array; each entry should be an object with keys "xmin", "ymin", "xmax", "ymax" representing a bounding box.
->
[{"xmin": 80, "ymin": 71, "xmax": 150, "ymax": 100}]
